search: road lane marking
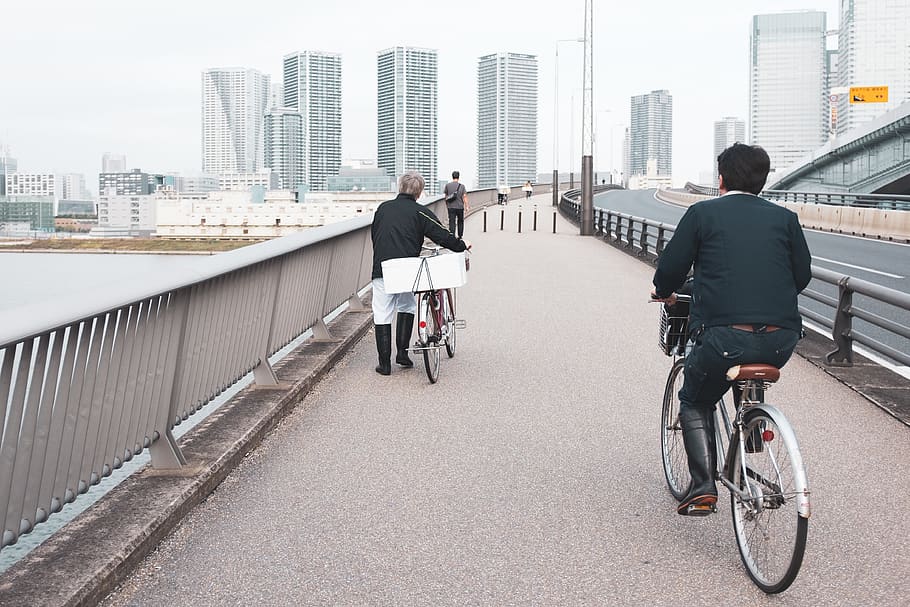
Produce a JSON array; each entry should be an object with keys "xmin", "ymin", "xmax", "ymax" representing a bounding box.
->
[{"xmin": 811, "ymin": 256, "xmax": 904, "ymax": 279}]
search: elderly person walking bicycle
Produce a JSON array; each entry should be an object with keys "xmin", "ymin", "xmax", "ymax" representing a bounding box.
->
[{"xmin": 370, "ymin": 171, "xmax": 471, "ymax": 375}]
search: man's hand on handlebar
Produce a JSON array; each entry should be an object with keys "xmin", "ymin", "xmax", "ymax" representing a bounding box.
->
[
  {"xmin": 650, "ymin": 290, "xmax": 677, "ymax": 305},
  {"xmin": 462, "ymin": 239, "xmax": 472, "ymax": 250}
]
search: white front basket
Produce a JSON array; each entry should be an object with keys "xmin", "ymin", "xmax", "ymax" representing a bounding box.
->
[{"xmin": 381, "ymin": 252, "xmax": 468, "ymax": 294}]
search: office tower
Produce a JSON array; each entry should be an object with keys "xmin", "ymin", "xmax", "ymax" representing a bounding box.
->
[
  {"xmin": 835, "ymin": 0, "xmax": 910, "ymax": 135},
  {"xmin": 629, "ymin": 90, "xmax": 672, "ymax": 178},
  {"xmin": 264, "ymin": 108, "xmax": 305, "ymax": 191},
  {"xmin": 712, "ymin": 117, "xmax": 746, "ymax": 184},
  {"xmin": 0, "ymin": 148, "xmax": 16, "ymax": 195},
  {"xmin": 476, "ymin": 53, "xmax": 538, "ymax": 189},
  {"xmin": 750, "ymin": 12, "xmax": 827, "ymax": 173},
  {"xmin": 102, "ymin": 153, "xmax": 127, "ymax": 173},
  {"xmin": 283, "ymin": 51, "xmax": 342, "ymax": 192},
  {"xmin": 377, "ymin": 47, "xmax": 438, "ymax": 194},
  {"xmin": 201, "ymin": 67, "xmax": 270, "ymax": 175},
  {"xmin": 622, "ymin": 128, "xmax": 630, "ymax": 187}
]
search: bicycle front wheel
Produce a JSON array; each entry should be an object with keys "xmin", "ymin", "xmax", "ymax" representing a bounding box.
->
[
  {"xmin": 728, "ymin": 408, "xmax": 808, "ymax": 594},
  {"xmin": 444, "ymin": 289, "xmax": 456, "ymax": 358},
  {"xmin": 660, "ymin": 358, "xmax": 689, "ymax": 500},
  {"xmin": 419, "ymin": 292, "xmax": 440, "ymax": 384}
]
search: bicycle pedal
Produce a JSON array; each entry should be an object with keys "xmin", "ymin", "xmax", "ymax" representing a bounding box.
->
[
  {"xmin": 454, "ymin": 320, "xmax": 466, "ymax": 329},
  {"xmin": 685, "ymin": 503, "xmax": 717, "ymax": 516}
]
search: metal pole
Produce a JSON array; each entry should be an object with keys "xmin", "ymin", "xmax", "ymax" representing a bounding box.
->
[
  {"xmin": 580, "ymin": 0, "xmax": 595, "ymax": 236},
  {"xmin": 518, "ymin": 207, "xmax": 522, "ymax": 233},
  {"xmin": 483, "ymin": 210, "xmax": 487, "ymax": 232},
  {"xmin": 553, "ymin": 211, "xmax": 557, "ymax": 234},
  {"xmin": 500, "ymin": 209, "xmax": 504, "ymax": 231},
  {"xmin": 533, "ymin": 206, "xmax": 538, "ymax": 231}
]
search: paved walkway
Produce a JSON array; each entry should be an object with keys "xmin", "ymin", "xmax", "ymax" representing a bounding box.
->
[{"xmin": 102, "ymin": 195, "xmax": 910, "ymax": 606}]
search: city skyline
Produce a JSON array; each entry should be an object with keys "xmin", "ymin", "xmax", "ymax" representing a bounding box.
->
[{"xmin": 0, "ymin": 0, "xmax": 849, "ymax": 190}]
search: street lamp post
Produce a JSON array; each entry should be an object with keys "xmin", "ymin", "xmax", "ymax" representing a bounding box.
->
[
  {"xmin": 580, "ymin": 0, "xmax": 594, "ymax": 235},
  {"xmin": 553, "ymin": 37, "xmax": 583, "ymax": 206}
]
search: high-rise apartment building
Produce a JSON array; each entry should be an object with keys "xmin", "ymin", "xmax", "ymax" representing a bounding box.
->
[
  {"xmin": 98, "ymin": 169, "xmax": 164, "ymax": 196},
  {"xmin": 712, "ymin": 117, "xmax": 746, "ymax": 184},
  {"xmin": 476, "ymin": 53, "xmax": 538, "ymax": 189},
  {"xmin": 750, "ymin": 12, "xmax": 828, "ymax": 173},
  {"xmin": 62, "ymin": 173, "xmax": 87, "ymax": 200},
  {"xmin": 283, "ymin": 51, "xmax": 342, "ymax": 192},
  {"xmin": 0, "ymin": 149, "xmax": 16, "ymax": 196},
  {"xmin": 629, "ymin": 90, "xmax": 672, "ymax": 178},
  {"xmin": 377, "ymin": 47, "xmax": 438, "ymax": 194},
  {"xmin": 835, "ymin": 0, "xmax": 910, "ymax": 136},
  {"xmin": 201, "ymin": 68, "xmax": 270, "ymax": 175},
  {"xmin": 264, "ymin": 109, "xmax": 305, "ymax": 191}
]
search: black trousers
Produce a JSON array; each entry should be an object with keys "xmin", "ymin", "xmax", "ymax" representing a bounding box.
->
[
  {"xmin": 448, "ymin": 208, "xmax": 465, "ymax": 238},
  {"xmin": 680, "ymin": 326, "xmax": 800, "ymax": 413}
]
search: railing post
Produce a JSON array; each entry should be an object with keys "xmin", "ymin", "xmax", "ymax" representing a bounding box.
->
[
  {"xmin": 639, "ymin": 220, "xmax": 649, "ymax": 257},
  {"xmin": 614, "ymin": 215, "xmax": 622, "ymax": 242},
  {"xmin": 656, "ymin": 225, "xmax": 666, "ymax": 256},
  {"xmin": 625, "ymin": 217, "xmax": 634, "ymax": 248},
  {"xmin": 826, "ymin": 276, "xmax": 854, "ymax": 366}
]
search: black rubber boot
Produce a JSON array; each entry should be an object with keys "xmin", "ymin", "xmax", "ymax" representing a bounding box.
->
[
  {"xmin": 677, "ymin": 407, "xmax": 718, "ymax": 516},
  {"xmin": 395, "ymin": 313, "xmax": 415, "ymax": 367},
  {"xmin": 374, "ymin": 324, "xmax": 392, "ymax": 375}
]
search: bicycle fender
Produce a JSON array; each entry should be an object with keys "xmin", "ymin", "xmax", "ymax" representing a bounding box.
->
[{"xmin": 746, "ymin": 404, "xmax": 811, "ymax": 518}]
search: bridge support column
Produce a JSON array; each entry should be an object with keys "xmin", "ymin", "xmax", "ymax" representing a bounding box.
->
[{"xmin": 580, "ymin": 155, "xmax": 594, "ymax": 236}]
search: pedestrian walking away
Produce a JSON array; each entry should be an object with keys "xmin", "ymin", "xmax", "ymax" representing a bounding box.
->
[
  {"xmin": 443, "ymin": 170, "xmax": 469, "ymax": 238},
  {"xmin": 523, "ymin": 180, "xmax": 533, "ymax": 200},
  {"xmin": 371, "ymin": 171, "xmax": 471, "ymax": 376}
]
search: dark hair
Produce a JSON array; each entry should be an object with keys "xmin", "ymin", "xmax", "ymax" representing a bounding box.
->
[
  {"xmin": 452, "ymin": 170, "xmax": 460, "ymax": 179},
  {"xmin": 716, "ymin": 143, "xmax": 770, "ymax": 194}
]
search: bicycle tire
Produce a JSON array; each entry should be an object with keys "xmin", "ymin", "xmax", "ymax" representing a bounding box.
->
[
  {"xmin": 660, "ymin": 358, "xmax": 689, "ymax": 500},
  {"xmin": 728, "ymin": 408, "xmax": 808, "ymax": 594},
  {"xmin": 419, "ymin": 292, "xmax": 440, "ymax": 384},
  {"xmin": 444, "ymin": 289, "xmax": 456, "ymax": 358}
]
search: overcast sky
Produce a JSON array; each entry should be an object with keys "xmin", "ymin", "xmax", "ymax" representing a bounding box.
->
[{"xmin": 0, "ymin": 0, "xmax": 839, "ymax": 191}]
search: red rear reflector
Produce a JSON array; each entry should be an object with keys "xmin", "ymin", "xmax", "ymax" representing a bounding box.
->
[
  {"xmin": 762, "ymin": 429, "xmax": 775, "ymax": 442},
  {"xmin": 419, "ymin": 321, "xmax": 427, "ymax": 328}
]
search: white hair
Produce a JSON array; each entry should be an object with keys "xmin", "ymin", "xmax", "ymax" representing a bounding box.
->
[{"xmin": 398, "ymin": 171, "xmax": 425, "ymax": 197}]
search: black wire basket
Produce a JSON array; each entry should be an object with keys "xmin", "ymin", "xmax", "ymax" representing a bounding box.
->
[{"xmin": 658, "ymin": 305, "xmax": 689, "ymax": 356}]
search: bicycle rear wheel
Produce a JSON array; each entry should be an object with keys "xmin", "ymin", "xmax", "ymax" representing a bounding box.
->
[
  {"xmin": 418, "ymin": 292, "xmax": 440, "ymax": 383},
  {"xmin": 444, "ymin": 289, "xmax": 456, "ymax": 358},
  {"xmin": 728, "ymin": 408, "xmax": 808, "ymax": 594},
  {"xmin": 660, "ymin": 358, "xmax": 689, "ymax": 500}
]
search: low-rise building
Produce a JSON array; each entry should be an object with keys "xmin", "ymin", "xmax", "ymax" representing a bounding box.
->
[
  {"xmin": 627, "ymin": 159, "xmax": 672, "ymax": 190},
  {"xmin": 0, "ymin": 195, "xmax": 55, "ymax": 232},
  {"xmin": 156, "ymin": 189, "xmax": 389, "ymax": 239}
]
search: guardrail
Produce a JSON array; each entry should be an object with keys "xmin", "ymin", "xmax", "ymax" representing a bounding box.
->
[
  {"xmin": 559, "ymin": 191, "xmax": 910, "ymax": 368},
  {"xmin": 684, "ymin": 181, "xmax": 910, "ymax": 210}
]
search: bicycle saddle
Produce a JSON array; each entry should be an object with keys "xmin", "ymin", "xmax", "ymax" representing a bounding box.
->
[{"xmin": 726, "ymin": 364, "xmax": 780, "ymax": 382}]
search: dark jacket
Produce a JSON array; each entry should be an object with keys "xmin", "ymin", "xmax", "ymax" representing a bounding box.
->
[
  {"xmin": 371, "ymin": 193, "xmax": 467, "ymax": 279},
  {"xmin": 652, "ymin": 193, "xmax": 812, "ymax": 332}
]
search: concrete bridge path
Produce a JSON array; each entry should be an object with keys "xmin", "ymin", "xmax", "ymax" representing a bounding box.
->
[{"xmin": 102, "ymin": 195, "xmax": 910, "ymax": 606}]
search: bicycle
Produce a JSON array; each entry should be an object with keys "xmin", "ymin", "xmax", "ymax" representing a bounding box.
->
[
  {"xmin": 411, "ymin": 246, "xmax": 467, "ymax": 383},
  {"xmin": 657, "ymin": 294, "xmax": 810, "ymax": 594}
]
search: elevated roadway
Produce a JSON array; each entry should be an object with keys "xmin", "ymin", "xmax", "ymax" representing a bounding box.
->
[{"xmin": 95, "ymin": 196, "xmax": 910, "ymax": 606}]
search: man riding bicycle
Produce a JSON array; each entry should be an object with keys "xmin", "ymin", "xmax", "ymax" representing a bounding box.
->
[{"xmin": 650, "ymin": 143, "xmax": 812, "ymax": 516}]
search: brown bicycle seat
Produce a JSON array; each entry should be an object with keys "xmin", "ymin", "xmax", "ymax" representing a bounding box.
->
[{"xmin": 726, "ymin": 364, "xmax": 781, "ymax": 382}]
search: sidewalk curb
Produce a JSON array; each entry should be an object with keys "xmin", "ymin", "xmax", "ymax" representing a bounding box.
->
[{"xmin": 0, "ymin": 301, "xmax": 374, "ymax": 607}]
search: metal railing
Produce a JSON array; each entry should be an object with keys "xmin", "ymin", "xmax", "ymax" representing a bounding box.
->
[
  {"xmin": 683, "ymin": 182, "xmax": 910, "ymax": 210},
  {"xmin": 560, "ymin": 192, "xmax": 910, "ymax": 368}
]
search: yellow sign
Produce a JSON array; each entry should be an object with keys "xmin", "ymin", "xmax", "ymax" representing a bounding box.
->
[{"xmin": 849, "ymin": 86, "xmax": 889, "ymax": 103}]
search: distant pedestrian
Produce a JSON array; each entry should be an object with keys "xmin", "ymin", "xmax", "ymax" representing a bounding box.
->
[
  {"xmin": 523, "ymin": 180, "xmax": 533, "ymax": 200},
  {"xmin": 443, "ymin": 170, "xmax": 469, "ymax": 238}
]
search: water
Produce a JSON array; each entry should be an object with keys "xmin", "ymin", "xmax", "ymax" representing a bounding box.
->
[{"xmin": 0, "ymin": 252, "xmax": 200, "ymax": 311}]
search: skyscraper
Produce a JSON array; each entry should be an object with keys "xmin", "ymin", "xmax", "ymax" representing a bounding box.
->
[
  {"xmin": 835, "ymin": 0, "xmax": 910, "ymax": 135},
  {"xmin": 264, "ymin": 108, "xmax": 304, "ymax": 191},
  {"xmin": 629, "ymin": 90, "xmax": 672, "ymax": 178},
  {"xmin": 101, "ymin": 153, "xmax": 126, "ymax": 173},
  {"xmin": 377, "ymin": 47, "xmax": 438, "ymax": 194},
  {"xmin": 476, "ymin": 53, "xmax": 538, "ymax": 188},
  {"xmin": 750, "ymin": 12, "xmax": 827, "ymax": 173},
  {"xmin": 712, "ymin": 117, "xmax": 746, "ymax": 184},
  {"xmin": 283, "ymin": 51, "xmax": 342, "ymax": 191},
  {"xmin": 201, "ymin": 68, "xmax": 270, "ymax": 175}
]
